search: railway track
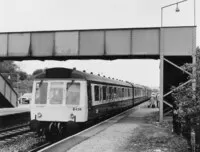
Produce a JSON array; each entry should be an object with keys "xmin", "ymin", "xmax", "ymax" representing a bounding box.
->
[{"xmin": 0, "ymin": 124, "xmax": 33, "ymax": 144}]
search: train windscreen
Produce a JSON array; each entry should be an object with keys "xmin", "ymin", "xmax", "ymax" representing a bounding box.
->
[
  {"xmin": 49, "ymin": 82, "xmax": 64, "ymax": 104},
  {"xmin": 66, "ymin": 83, "xmax": 80, "ymax": 105},
  {"xmin": 35, "ymin": 82, "xmax": 48, "ymax": 104}
]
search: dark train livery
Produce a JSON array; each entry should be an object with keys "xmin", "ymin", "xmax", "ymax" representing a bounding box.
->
[{"xmin": 30, "ymin": 68, "xmax": 151, "ymax": 139}]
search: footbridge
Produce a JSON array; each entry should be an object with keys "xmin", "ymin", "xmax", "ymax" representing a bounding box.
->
[
  {"xmin": 0, "ymin": 26, "xmax": 196, "ymax": 121},
  {"xmin": 0, "ymin": 73, "xmax": 18, "ymax": 107}
]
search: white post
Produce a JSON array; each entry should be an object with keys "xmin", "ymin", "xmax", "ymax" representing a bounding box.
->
[
  {"xmin": 159, "ymin": 54, "xmax": 164, "ymax": 122},
  {"xmin": 160, "ymin": 7, "xmax": 164, "ymax": 122}
]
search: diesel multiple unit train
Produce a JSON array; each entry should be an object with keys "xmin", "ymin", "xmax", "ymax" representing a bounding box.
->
[{"xmin": 30, "ymin": 68, "xmax": 152, "ymax": 140}]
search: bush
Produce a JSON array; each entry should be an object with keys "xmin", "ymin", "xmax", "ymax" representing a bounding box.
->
[{"xmin": 172, "ymin": 47, "xmax": 200, "ymax": 150}]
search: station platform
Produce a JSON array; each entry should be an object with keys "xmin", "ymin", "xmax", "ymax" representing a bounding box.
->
[
  {"xmin": 0, "ymin": 107, "xmax": 30, "ymax": 116},
  {"xmin": 66, "ymin": 103, "xmax": 160, "ymax": 152},
  {"xmin": 0, "ymin": 107, "xmax": 30, "ymax": 129},
  {"xmin": 42, "ymin": 102, "xmax": 175, "ymax": 152}
]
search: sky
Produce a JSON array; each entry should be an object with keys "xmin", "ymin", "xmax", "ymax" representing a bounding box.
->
[
  {"xmin": 15, "ymin": 59, "xmax": 160, "ymax": 88},
  {"xmin": 1, "ymin": 0, "xmax": 199, "ymax": 88}
]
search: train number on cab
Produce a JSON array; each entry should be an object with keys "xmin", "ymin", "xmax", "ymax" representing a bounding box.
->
[{"xmin": 73, "ymin": 107, "xmax": 82, "ymax": 111}]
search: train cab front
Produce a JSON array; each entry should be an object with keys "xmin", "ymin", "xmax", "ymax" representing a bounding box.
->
[{"xmin": 30, "ymin": 79, "xmax": 88, "ymax": 140}]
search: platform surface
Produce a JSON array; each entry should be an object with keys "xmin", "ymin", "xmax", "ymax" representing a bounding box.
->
[
  {"xmin": 67, "ymin": 103, "xmax": 158, "ymax": 152},
  {"xmin": 0, "ymin": 107, "xmax": 30, "ymax": 116}
]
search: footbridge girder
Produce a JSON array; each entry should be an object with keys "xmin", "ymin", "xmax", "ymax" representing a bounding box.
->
[{"xmin": 0, "ymin": 26, "xmax": 194, "ymax": 59}]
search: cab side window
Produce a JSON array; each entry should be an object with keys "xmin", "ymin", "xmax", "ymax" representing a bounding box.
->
[{"xmin": 66, "ymin": 83, "xmax": 80, "ymax": 105}]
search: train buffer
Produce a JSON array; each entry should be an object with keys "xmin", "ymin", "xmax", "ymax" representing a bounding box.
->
[{"xmin": 41, "ymin": 102, "xmax": 188, "ymax": 152}]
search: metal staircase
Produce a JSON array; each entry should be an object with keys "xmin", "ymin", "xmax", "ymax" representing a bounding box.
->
[{"xmin": 0, "ymin": 74, "xmax": 18, "ymax": 108}]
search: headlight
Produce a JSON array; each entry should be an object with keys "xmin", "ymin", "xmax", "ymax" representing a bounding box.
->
[
  {"xmin": 70, "ymin": 113, "xmax": 76, "ymax": 122},
  {"xmin": 70, "ymin": 113, "xmax": 75, "ymax": 119},
  {"xmin": 37, "ymin": 112, "xmax": 42, "ymax": 118}
]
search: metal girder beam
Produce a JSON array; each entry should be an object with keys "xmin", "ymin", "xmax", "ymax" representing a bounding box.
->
[
  {"xmin": 164, "ymin": 79, "xmax": 192, "ymax": 98},
  {"xmin": 0, "ymin": 26, "xmax": 195, "ymax": 59},
  {"xmin": 163, "ymin": 100, "xmax": 173, "ymax": 108},
  {"xmin": 164, "ymin": 58, "xmax": 192, "ymax": 76},
  {"xmin": 164, "ymin": 109, "xmax": 173, "ymax": 116}
]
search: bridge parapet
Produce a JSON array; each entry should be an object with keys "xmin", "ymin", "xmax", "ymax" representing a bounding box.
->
[{"xmin": 0, "ymin": 26, "xmax": 195, "ymax": 59}]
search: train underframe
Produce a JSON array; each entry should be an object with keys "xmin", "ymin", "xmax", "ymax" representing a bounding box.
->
[{"xmin": 30, "ymin": 120, "xmax": 81, "ymax": 141}]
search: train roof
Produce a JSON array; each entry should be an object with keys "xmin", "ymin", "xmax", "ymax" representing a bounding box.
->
[{"xmin": 35, "ymin": 68, "xmax": 132, "ymax": 87}]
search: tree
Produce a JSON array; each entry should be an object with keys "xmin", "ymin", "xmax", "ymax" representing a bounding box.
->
[
  {"xmin": 17, "ymin": 71, "xmax": 28, "ymax": 81},
  {"xmin": 0, "ymin": 61, "xmax": 31, "ymax": 92},
  {"xmin": 0, "ymin": 61, "xmax": 20, "ymax": 84},
  {"xmin": 0, "ymin": 61, "xmax": 19, "ymax": 73},
  {"xmin": 32, "ymin": 69, "xmax": 44, "ymax": 76}
]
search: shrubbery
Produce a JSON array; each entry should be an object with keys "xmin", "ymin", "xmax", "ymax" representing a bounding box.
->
[
  {"xmin": 172, "ymin": 47, "xmax": 200, "ymax": 150},
  {"xmin": 172, "ymin": 47, "xmax": 200, "ymax": 119}
]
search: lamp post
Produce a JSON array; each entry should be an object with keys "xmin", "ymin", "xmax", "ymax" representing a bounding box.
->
[
  {"xmin": 161, "ymin": 0, "xmax": 187, "ymax": 27},
  {"xmin": 194, "ymin": 0, "xmax": 196, "ymax": 26},
  {"xmin": 160, "ymin": 0, "xmax": 188, "ymax": 122}
]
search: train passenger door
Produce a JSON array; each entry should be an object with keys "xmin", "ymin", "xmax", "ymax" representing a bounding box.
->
[{"xmin": 87, "ymin": 82, "xmax": 92, "ymax": 110}]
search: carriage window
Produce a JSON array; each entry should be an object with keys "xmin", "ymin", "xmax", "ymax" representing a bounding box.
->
[
  {"xmin": 119, "ymin": 88, "xmax": 122, "ymax": 97},
  {"xmin": 139, "ymin": 88, "xmax": 142, "ymax": 96},
  {"xmin": 135, "ymin": 88, "xmax": 138, "ymax": 96},
  {"xmin": 109, "ymin": 87, "xmax": 112, "ymax": 99},
  {"xmin": 122, "ymin": 88, "xmax": 124, "ymax": 97},
  {"xmin": 49, "ymin": 82, "xmax": 64, "ymax": 104},
  {"xmin": 117, "ymin": 88, "xmax": 120, "ymax": 98},
  {"xmin": 124, "ymin": 88, "xmax": 127, "ymax": 97},
  {"xmin": 102, "ymin": 86, "xmax": 106, "ymax": 100},
  {"xmin": 66, "ymin": 83, "xmax": 80, "ymax": 105},
  {"xmin": 111, "ymin": 87, "xmax": 114, "ymax": 99},
  {"xmin": 94, "ymin": 85, "xmax": 100, "ymax": 101},
  {"xmin": 114, "ymin": 87, "xmax": 117, "ymax": 98},
  {"xmin": 100, "ymin": 86, "xmax": 102, "ymax": 101},
  {"xmin": 35, "ymin": 82, "xmax": 48, "ymax": 104},
  {"xmin": 128, "ymin": 89, "xmax": 130, "ymax": 97}
]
